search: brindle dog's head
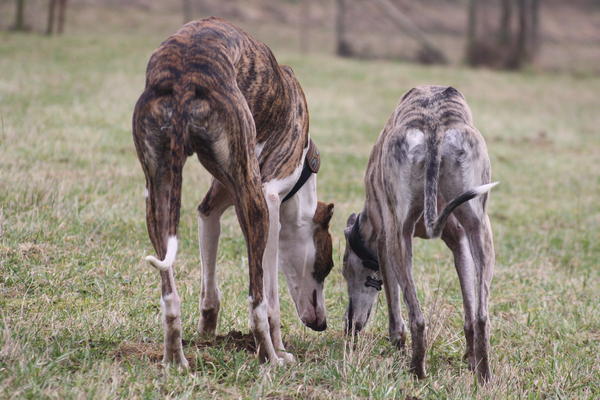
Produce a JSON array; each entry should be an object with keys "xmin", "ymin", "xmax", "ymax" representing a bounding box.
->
[{"xmin": 281, "ymin": 201, "xmax": 334, "ymax": 331}]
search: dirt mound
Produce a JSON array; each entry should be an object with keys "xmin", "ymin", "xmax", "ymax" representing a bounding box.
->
[
  {"xmin": 113, "ymin": 330, "xmax": 256, "ymax": 367},
  {"xmin": 187, "ymin": 330, "xmax": 256, "ymax": 353}
]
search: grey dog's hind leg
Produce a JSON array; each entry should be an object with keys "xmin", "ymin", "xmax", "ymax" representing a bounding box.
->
[
  {"xmin": 442, "ymin": 215, "xmax": 477, "ymax": 370},
  {"xmin": 453, "ymin": 204, "xmax": 495, "ymax": 382}
]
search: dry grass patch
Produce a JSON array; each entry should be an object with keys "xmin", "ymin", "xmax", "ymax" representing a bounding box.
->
[{"xmin": 1, "ymin": 28, "xmax": 598, "ymax": 399}]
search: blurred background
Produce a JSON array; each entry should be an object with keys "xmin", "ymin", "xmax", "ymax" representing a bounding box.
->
[
  {"xmin": 1, "ymin": 1, "xmax": 599, "ymax": 398},
  {"xmin": 2, "ymin": 0, "xmax": 599, "ymax": 73}
]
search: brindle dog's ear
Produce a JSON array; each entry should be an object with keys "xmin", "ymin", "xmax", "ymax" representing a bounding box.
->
[
  {"xmin": 324, "ymin": 203, "xmax": 334, "ymax": 225},
  {"xmin": 314, "ymin": 201, "xmax": 334, "ymax": 228}
]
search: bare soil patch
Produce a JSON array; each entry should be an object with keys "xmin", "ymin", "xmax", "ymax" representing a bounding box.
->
[{"xmin": 113, "ymin": 330, "xmax": 256, "ymax": 367}]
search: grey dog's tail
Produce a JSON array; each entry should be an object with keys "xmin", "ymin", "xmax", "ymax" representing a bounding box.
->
[{"xmin": 423, "ymin": 128, "xmax": 498, "ymax": 238}]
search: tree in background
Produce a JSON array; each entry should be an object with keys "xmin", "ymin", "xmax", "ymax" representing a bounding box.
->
[
  {"xmin": 374, "ymin": 0, "xmax": 446, "ymax": 64},
  {"xmin": 11, "ymin": 0, "xmax": 28, "ymax": 31},
  {"xmin": 466, "ymin": 0, "xmax": 479, "ymax": 63},
  {"xmin": 336, "ymin": 0, "xmax": 447, "ymax": 64},
  {"xmin": 498, "ymin": 0, "xmax": 512, "ymax": 46},
  {"xmin": 46, "ymin": 0, "xmax": 68, "ymax": 35},
  {"xmin": 335, "ymin": 0, "xmax": 353, "ymax": 57},
  {"xmin": 466, "ymin": 0, "xmax": 541, "ymax": 69},
  {"xmin": 506, "ymin": 0, "xmax": 540, "ymax": 68}
]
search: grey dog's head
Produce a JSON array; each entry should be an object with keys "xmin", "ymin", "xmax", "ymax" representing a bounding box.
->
[{"xmin": 342, "ymin": 213, "xmax": 381, "ymax": 334}]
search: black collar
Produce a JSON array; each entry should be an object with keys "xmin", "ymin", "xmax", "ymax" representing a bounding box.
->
[
  {"xmin": 347, "ymin": 213, "xmax": 379, "ymax": 271},
  {"xmin": 348, "ymin": 215, "xmax": 383, "ymax": 291},
  {"xmin": 282, "ymin": 139, "xmax": 320, "ymax": 203}
]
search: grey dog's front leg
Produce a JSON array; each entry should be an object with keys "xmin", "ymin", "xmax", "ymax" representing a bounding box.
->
[
  {"xmin": 378, "ymin": 239, "xmax": 407, "ymax": 349},
  {"xmin": 386, "ymin": 228, "xmax": 427, "ymax": 379}
]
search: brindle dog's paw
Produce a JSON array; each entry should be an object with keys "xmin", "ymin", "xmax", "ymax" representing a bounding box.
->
[
  {"xmin": 162, "ymin": 351, "xmax": 189, "ymax": 370},
  {"xmin": 198, "ymin": 307, "xmax": 219, "ymax": 336}
]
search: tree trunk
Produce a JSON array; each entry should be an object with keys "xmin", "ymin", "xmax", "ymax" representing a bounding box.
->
[
  {"xmin": 56, "ymin": 0, "xmax": 67, "ymax": 34},
  {"xmin": 526, "ymin": 0, "xmax": 540, "ymax": 60},
  {"xmin": 506, "ymin": 0, "xmax": 528, "ymax": 69},
  {"xmin": 375, "ymin": 0, "xmax": 447, "ymax": 64},
  {"xmin": 47, "ymin": 0, "xmax": 56, "ymax": 35},
  {"xmin": 335, "ymin": 0, "xmax": 352, "ymax": 57},
  {"xmin": 498, "ymin": 0, "xmax": 512, "ymax": 46},
  {"xmin": 465, "ymin": 0, "xmax": 479, "ymax": 65},
  {"xmin": 12, "ymin": 0, "xmax": 27, "ymax": 31}
]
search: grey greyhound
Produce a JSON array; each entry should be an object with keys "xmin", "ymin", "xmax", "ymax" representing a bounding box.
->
[{"xmin": 342, "ymin": 85, "xmax": 498, "ymax": 382}]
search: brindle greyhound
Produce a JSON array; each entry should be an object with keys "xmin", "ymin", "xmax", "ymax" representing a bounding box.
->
[
  {"xmin": 132, "ymin": 18, "xmax": 334, "ymax": 368},
  {"xmin": 342, "ymin": 85, "xmax": 497, "ymax": 381}
]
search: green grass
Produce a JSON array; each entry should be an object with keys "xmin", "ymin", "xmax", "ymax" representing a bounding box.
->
[{"xmin": 1, "ymin": 30, "xmax": 599, "ymax": 399}]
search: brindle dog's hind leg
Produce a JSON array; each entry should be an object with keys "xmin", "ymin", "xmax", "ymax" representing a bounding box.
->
[
  {"xmin": 133, "ymin": 95, "xmax": 188, "ymax": 368},
  {"xmin": 197, "ymin": 179, "xmax": 232, "ymax": 336},
  {"xmin": 142, "ymin": 160, "xmax": 188, "ymax": 368}
]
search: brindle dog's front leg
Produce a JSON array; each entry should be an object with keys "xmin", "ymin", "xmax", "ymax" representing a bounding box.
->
[
  {"xmin": 223, "ymin": 148, "xmax": 282, "ymax": 365},
  {"xmin": 262, "ymin": 188, "xmax": 294, "ymax": 364},
  {"xmin": 197, "ymin": 179, "xmax": 232, "ymax": 336},
  {"xmin": 236, "ymin": 185, "xmax": 283, "ymax": 365}
]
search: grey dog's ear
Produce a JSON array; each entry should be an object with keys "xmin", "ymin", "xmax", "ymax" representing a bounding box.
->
[
  {"xmin": 346, "ymin": 213, "xmax": 357, "ymax": 227},
  {"xmin": 344, "ymin": 213, "xmax": 357, "ymax": 239}
]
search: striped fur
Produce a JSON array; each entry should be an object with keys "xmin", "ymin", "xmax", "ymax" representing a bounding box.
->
[
  {"xmin": 132, "ymin": 18, "xmax": 333, "ymax": 367},
  {"xmin": 343, "ymin": 85, "xmax": 497, "ymax": 382}
]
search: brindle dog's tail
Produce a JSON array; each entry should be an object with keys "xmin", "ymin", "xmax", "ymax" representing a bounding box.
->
[
  {"xmin": 423, "ymin": 126, "xmax": 498, "ymax": 238},
  {"xmin": 132, "ymin": 88, "xmax": 186, "ymax": 272}
]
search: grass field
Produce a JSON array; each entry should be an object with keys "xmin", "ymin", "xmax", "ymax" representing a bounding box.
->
[{"xmin": 1, "ymin": 28, "xmax": 599, "ymax": 399}]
